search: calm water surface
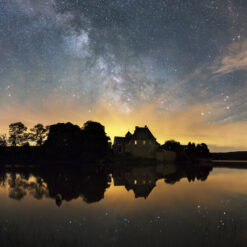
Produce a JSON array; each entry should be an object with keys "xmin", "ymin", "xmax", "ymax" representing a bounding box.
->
[{"xmin": 0, "ymin": 163, "xmax": 247, "ymax": 247}]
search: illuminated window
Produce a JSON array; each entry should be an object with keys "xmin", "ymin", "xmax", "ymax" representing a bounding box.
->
[
  {"xmin": 134, "ymin": 140, "xmax": 137, "ymax": 145},
  {"xmin": 143, "ymin": 140, "xmax": 146, "ymax": 145}
]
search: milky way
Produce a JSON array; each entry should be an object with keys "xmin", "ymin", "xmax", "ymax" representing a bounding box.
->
[{"xmin": 0, "ymin": 0, "xmax": 247, "ymax": 151}]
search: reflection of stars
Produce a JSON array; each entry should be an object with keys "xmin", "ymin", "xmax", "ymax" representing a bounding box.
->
[{"xmin": 224, "ymin": 96, "xmax": 229, "ymax": 102}]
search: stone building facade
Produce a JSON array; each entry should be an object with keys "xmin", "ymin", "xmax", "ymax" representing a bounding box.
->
[{"xmin": 113, "ymin": 125, "xmax": 176, "ymax": 161}]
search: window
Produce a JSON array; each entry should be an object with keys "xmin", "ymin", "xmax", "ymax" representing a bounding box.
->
[{"xmin": 134, "ymin": 140, "xmax": 137, "ymax": 145}]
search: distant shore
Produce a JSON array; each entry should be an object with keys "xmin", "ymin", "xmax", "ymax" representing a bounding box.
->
[
  {"xmin": 212, "ymin": 159, "xmax": 247, "ymax": 169},
  {"xmin": 212, "ymin": 151, "xmax": 247, "ymax": 160}
]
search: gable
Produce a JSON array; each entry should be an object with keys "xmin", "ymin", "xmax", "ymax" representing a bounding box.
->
[{"xmin": 132, "ymin": 126, "xmax": 156, "ymax": 140}]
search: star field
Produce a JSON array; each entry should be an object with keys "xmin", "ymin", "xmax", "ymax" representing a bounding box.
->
[{"xmin": 0, "ymin": 0, "xmax": 247, "ymax": 151}]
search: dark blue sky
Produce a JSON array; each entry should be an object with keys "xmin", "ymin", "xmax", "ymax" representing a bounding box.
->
[{"xmin": 0, "ymin": 0, "xmax": 247, "ymax": 150}]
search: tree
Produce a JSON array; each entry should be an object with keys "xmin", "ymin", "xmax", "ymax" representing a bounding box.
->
[
  {"xmin": 196, "ymin": 143, "xmax": 210, "ymax": 157},
  {"xmin": 163, "ymin": 140, "xmax": 182, "ymax": 153},
  {"xmin": 44, "ymin": 122, "xmax": 83, "ymax": 158},
  {"xmin": 44, "ymin": 121, "xmax": 110, "ymax": 160},
  {"xmin": 82, "ymin": 121, "xmax": 110, "ymax": 159},
  {"xmin": 29, "ymin": 124, "xmax": 49, "ymax": 146},
  {"xmin": 8, "ymin": 122, "xmax": 28, "ymax": 146},
  {"xmin": 187, "ymin": 142, "xmax": 196, "ymax": 154},
  {"xmin": 0, "ymin": 134, "xmax": 7, "ymax": 147}
]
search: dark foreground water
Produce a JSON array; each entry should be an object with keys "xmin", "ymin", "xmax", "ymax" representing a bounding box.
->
[{"xmin": 0, "ymin": 163, "xmax": 247, "ymax": 247}]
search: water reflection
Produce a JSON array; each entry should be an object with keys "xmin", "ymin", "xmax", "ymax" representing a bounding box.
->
[
  {"xmin": 112, "ymin": 163, "xmax": 212, "ymax": 199},
  {"xmin": 0, "ymin": 163, "xmax": 212, "ymax": 206},
  {"xmin": 1, "ymin": 164, "xmax": 247, "ymax": 246}
]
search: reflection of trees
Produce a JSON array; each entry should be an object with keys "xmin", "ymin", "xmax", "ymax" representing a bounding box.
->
[
  {"xmin": 185, "ymin": 166, "xmax": 212, "ymax": 182},
  {"xmin": 164, "ymin": 165, "xmax": 212, "ymax": 184},
  {"xmin": 1, "ymin": 171, "xmax": 47, "ymax": 202},
  {"xmin": 0, "ymin": 172, "xmax": 7, "ymax": 187},
  {"xmin": 112, "ymin": 163, "xmax": 213, "ymax": 199},
  {"xmin": 41, "ymin": 168, "xmax": 111, "ymax": 206},
  {"xmin": 81, "ymin": 171, "xmax": 111, "ymax": 203},
  {"xmin": 0, "ymin": 163, "xmax": 212, "ymax": 204},
  {"xmin": 0, "ymin": 170, "xmax": 48, "ymax": 200},
  {"xmin": 0, "ymin": 167, "xmax": 111, "ymax": 206},
  {"xmin": 0, "ymin": 169, "xmax": 111, "ymax": 206}
]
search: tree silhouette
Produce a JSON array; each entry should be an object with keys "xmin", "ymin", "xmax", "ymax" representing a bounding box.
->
[
  {"xmin": 44, "ymin": 122, "xmax": 83, "ymax": 158},
  {"xmin": 8, "ymin": 122, "xmax": 28, "ymax": 146},
  {"xmin": 187, "ymin": 142, "xmax": 196, "ymax": 155},
  {"xmin": 43, "ymin": 121, "xmax": 110, "ymax": 160},
  {"xmin": 163, "ymin": 140, "xmax": 182, "ymax": 153},
  {"xmin": 196, "ymin": 143, "xmax": 210, "ymax": 157},
  {"xmin": 82, "ymin": 121, "xmax": 110, "ymax": 159},
  {"xmin": 0, "ymin": 134, "xmax": 7, "ymax": 147},
  {"xmin": 29, "ymin": 124, "xmax": 49, "ymax": 146}
]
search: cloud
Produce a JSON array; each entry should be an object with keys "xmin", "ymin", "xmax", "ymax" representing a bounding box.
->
[{"xmin": 213, "ymin": 41, "xmax": 247, "ymax": 75}]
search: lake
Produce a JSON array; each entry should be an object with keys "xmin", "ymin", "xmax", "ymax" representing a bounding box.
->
[{"xmin": 0, "ymin": 163, "xmax": 247, "ymax": 247}]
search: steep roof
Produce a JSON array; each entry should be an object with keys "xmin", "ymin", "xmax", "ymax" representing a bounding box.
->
[
  {"xmin": 132, "ymin": 126, "xmax": 156, "ymax": 140},
  {"xmin": 114, "ymin": 137, "xmax": 126, "ymax": 145},
  {"xmin": 125, "ymin": 131, "xmax": 132, "ymax": 138}
]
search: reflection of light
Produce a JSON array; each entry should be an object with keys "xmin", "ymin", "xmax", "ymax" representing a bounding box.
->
[
  {"xmin": 134, "ymin": 180, "xmax": 137, "ymax": 185},
  {"xmin": 101, "ymin": 168, "xmax": 247, "ymax": 215}
]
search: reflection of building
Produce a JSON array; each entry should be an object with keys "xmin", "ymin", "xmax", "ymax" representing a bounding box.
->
[
  {"xmin": 113, "ymin": 125, "xmax": 176, "ymax": 161},
  {"xmin": 2, "ymin": 163, "xmax": 212, "ymax": 204},
  {"xmin": 124, "ymin": 167, "xmax": 157, "ymax": 198},
  {"xmin": 112, "ymin": 163, "xmax": 177, "ymax": 199},
  {"xmin": 112, "ymin": 163, "xmax": 212, "ymax": 199}
]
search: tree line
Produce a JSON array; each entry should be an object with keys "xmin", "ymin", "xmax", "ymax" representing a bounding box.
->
[
  {"xmin": 162, "ymin": 140, "xmax": 210, "ymax": 158},
  {"xmin": 0, "ymin": 122, "xmax": 49, "ymax": 147},
  {"xmin": 0, "ymin": 121, "xmax": 210, "ymax": 163},
  {"xmin": 0, "ymin": 121, "xmax": 110, "ymax": 162}
]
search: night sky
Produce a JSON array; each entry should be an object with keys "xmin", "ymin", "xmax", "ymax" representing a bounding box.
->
[{"xmin": 0, "ymin": 0, "xmax": 247, "ymax": 151}]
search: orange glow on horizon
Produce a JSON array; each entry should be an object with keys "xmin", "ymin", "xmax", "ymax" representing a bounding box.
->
[{"xmin": 0, "ymin": 100, "xmax": 246, "ymax": 152}]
